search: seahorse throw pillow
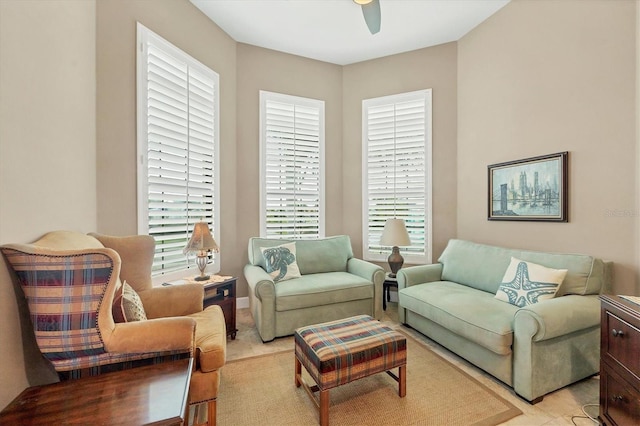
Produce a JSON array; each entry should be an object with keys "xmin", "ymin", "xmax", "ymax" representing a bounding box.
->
[
  {"xmin": 261, "ymin": 242, "xmax": 301, "ymax": 282},
  {"xmin": 495, "ymin": 257, "xmax": 567, "ymax": 307}
]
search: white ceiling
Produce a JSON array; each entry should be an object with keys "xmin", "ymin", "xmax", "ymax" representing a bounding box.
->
[{"xmin": 190, "ymin": 0, "xmax": 510, "ymax": 65}]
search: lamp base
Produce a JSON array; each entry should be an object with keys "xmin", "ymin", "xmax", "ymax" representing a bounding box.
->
[
  {"xmin": 194, "ymin": 274, "xmax": 211, "ymax": 282},
  {"xmin": 387, "ymin": 246, "xmax": 404, "ymax": 278},
  {"xmin": 195, "ymin": 255, "xmax": 209, "ymax": 282}
]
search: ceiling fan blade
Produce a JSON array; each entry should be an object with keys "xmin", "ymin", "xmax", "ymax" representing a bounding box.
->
[{"xmin": 361, "ymin": 0, "xmax": 381, "ymax": 35}]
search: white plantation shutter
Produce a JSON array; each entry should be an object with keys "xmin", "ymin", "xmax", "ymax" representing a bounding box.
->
[
  {"xmin": 260, "ymin": 91, "xmax": 325, "ymax": 239},
  {"xmin": 137, "ymin": 23, "xmax": 220, "ymax": 278},
  {"xmin": 362, "ymin": 90, "xmax": 432, "ymax": 264}
]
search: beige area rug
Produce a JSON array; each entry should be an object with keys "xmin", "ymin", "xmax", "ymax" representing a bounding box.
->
[{"xmin": 218, "ymin": 332, "xmax": 521, "ymax": 425}]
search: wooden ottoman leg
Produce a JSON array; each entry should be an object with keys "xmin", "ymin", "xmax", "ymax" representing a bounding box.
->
[
  {"xmin": 295, "ymin": 357, "xmax": 302, "ymax": 387},
  {"xmin": 399, "ymin": 365, "xmax": 406, "ymax": 397},
  {"xmin": 319, "ymin": 389, "xmax": 329, "ymax": 426}
]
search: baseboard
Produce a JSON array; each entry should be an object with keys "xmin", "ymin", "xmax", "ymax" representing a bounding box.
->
[{"xmin": 237, "ymin": 296, "xmax": 249, "ymax": 310}]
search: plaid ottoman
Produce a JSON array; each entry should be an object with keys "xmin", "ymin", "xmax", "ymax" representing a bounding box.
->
[{"xmin": 294, "ymin": 315, "xmax": 407, "ymax": 426}]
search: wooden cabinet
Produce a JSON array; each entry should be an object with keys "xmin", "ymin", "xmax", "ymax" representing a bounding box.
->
[
  {"xmin": 202, "ymin": 277, "xmax": 237, "ymax": 340},
  {"xmin": 600, "ymin": 295, "xmax": 640, "ymax": 425}
]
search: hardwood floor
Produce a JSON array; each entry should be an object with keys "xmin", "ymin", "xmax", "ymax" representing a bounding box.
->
[{"xmin": 227, "ymin": 302, "xmax": 600, "ymax": 425}]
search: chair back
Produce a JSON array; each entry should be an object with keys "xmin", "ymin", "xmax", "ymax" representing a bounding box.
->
[{"xmin": 1, "ymin": 237, "xmax": 117, "ymax": 371}]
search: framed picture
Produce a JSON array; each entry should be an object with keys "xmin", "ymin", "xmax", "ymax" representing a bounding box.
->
[{"xmin": 488, "ymin": 152, "xmax": 568, "ymax": 222}]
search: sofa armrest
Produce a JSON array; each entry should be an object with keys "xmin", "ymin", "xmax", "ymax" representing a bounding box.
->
[
  {"xmin": 348, "ymin": 258, "xmax": 385, "ymax": 320},
  {"xmin": 347, "ymin": 258, "xmax": 385, "ymax": 285},
  {"xmin": 244, "ymin": 264, "xmax": 277, "ymax": 341},
  {"xmin": 397, "ymin": 263, "xmax": 443, "ymax": 289},
  {"xmin": 104, "ymin": 316, "xmax": 196, "ymax": 355},
  {"xmin": 514, "ymin": 295, "xmax": 601, "ymax": 342},
  {"xmin": 244, "ymin": 264, "xmax": 276, "ymax": 301},
  {"xmin": 138, "ymin": 284, "xmax": 204, "ymax": 318}
]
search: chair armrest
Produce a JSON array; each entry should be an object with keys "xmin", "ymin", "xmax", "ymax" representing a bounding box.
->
[
  {"xmin": 397, "ymin": 264, "xmax": 443, "ymax": 289},
  {"xmin": 347, "ymin": 258, "xmax": 385, "ymax": 285},
  {"xmin": 514, "ymin": 295, "xmax": 601, "ymax": 342},
  {"xmin": 244, "ymin": 264, "xmax": 275, "ymax": 301},
  {"xmin": 138, "ymin": 284, "xmax": 204, "ymax": 318},
  {"xmin": 104, "ymin": 316, "xmax": 196, "ymax": 355}
]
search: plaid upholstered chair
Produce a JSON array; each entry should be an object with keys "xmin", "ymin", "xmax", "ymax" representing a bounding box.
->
[{"xmin": 1, "ymin": 231, "xmax": 226, "ymax": 426}]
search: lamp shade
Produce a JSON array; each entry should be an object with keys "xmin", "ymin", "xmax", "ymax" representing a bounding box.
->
[
  {"xmin": 183, "ymin": 222, "xmax": 219, "ymax": 254},
  {"xmin": 380, "ymin": 218, "xmax": 411, "ymax": 247}
]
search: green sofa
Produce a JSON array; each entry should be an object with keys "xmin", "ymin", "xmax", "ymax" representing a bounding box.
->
[
  {"xmin": 398, "ymin": 239, "xmax": 611, "ymax": 403},
  {"xmin": 244, "ymin": 235, "xmax": 385, "ymax": 342}
]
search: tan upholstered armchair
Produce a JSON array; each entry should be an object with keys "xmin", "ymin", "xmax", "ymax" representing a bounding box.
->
[{"xmin": 2, "ymin": 231, "xmax": 226, "ymax": 426}]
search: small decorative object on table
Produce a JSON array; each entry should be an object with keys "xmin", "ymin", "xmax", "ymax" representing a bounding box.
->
[
  {"xmin": 183, "ymin": 221, "xmax": 219, "ymax": 281},
  {"xmin": 164, "ymin": 275, "xmax": 238, "ymax": 340}
]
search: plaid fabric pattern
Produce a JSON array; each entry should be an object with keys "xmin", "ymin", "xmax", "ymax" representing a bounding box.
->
[
  {"xmin": 2, "ymin": 249, "xmax": 112, "ymax": 368},
  {"xmin": 295, "ymin": 315, "xmax": 406, "ymax": 390},
  {"xmin": 58, "ymin": 351, "xmax": 191, "ymax": 379}
]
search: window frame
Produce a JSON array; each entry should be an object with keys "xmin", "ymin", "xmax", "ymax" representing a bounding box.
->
[
  {"xmin": 136, "ymin": 22, "xmax": 220, "ymax": 283},
  {"xmin": 259, "ymin": 90, "xmax": 326, "ymax": 240},
  {"xmin": 361, "ymin": 89, "xmax": 433, "ymax": 265}
]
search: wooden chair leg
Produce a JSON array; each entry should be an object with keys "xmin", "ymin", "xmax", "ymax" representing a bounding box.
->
[{"xmin": 208, "ymin": 399, "xmax": 216, "ymax": 426}]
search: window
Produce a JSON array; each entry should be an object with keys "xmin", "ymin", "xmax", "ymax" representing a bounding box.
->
[
  {"xmin": 136, "ymin": 23, "xmax": 220, "ymax": 279},
  {"xmin": 259, "ymin": 91, "xmax": 325, "ymax": 239},
  {"xmin": 362, "ymin": 89, "xmax": 432, "ymax": 264}
]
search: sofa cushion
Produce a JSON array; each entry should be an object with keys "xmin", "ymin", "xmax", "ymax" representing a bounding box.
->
[
  {"xmin": 399, "ymin": 281, "xmax": 517, "ymax": 355},
  {"xmin": 261, "ymin": 242, "xmax": 301, "ymax": 282},
  {"xmin": 275, "ymin": 272, "xmax": 373, "ymax": 311},
  {"xmin": 248, "ymin": 235, "xmax": 353, "ymax": 275},
  {"xmin": 439, "ymin": 239, "xmax": 605, "ymax": 296},
  {"xmin": 495, "ymin": 257, "xmax": 566, "ymax": 307}
]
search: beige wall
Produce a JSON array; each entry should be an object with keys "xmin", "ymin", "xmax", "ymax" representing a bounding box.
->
[
  {"xmin": 342, "ymin": 43, "xmax": 458, "ymax": 266},
  {"xmin": 96, "ymin": 0, "xmax": 239, "ymax": 279},
  {"xmin": 0, "ymin": 0, "xmax": 97, "ymax": 410},
  {"xmin": 235, "ymin": 44, "xmax": 343, "ymax": 297},
  {"xmin": 458, "ymin": 0, "xmax": 638, "ymax": 294}
]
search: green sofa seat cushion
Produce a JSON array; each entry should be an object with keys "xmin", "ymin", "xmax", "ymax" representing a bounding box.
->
[
  {"xmin": 275, "ymin": 272, "xmax": 373, "ymax": 312},
  {"xmin": 399, "ymin": 281, "xmax": 517, "ymax": 355}
]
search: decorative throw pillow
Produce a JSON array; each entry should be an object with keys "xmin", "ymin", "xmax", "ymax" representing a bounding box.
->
[
  {"xmin": 495, "ymin": 257, "xmax": 567, "ymax": 307},
  {"xmin": 261, "ymin": 242, "xmax": 301, "ymax": 282},
  {"xmin": 113, "ymin": 281, "xmax": 147, "ymax": 322}
]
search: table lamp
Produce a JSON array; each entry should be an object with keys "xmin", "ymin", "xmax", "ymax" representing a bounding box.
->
[
  {"xmin": 183, "ymin": 222, "xmax": 219, "ymax": 281},
  {"xmin": 380, "ymin": 218, "xmax": 411, "ymax": 278}
]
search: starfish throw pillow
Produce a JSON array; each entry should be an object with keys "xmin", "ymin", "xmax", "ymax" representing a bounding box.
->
[
  {"xmin": 261, "ymin": 242, "xmax": 301, "ymax": 282},
  {"xmin": 495, "ymin": 257, "xmax": 567, "ymax": 307}
]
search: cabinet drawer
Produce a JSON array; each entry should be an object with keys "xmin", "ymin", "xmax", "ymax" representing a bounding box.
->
[
  {"xmin": 604, "ymin": 312, "xmax": 640, "ymax": 378},
  {"xmin": 602, "ymin": 368, "xmax": 640, "ymax": 425}
]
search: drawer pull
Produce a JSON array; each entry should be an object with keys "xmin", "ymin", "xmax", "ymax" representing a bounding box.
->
[
  {"xmin": 612, "ymin": 395, "xmax": 625, "ymax": 403},
  {"xmin": 612, "ymin": 329, "xmax": 625, "ymax": 337}
]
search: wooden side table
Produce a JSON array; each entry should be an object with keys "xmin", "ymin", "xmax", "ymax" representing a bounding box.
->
[
  {"xmin": 165, "ymin": 276, "xmax": 238, "ymax": 340},
  {"xmin": 0, "ymin": 358, "xmax": 192, "ymax": 425},
  {"xmin": 383, "ymin": 274, "xmax": 398, "ymax": 311}
]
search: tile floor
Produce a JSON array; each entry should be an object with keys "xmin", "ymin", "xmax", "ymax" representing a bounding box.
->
[{"xmin": 226, "ymin": 301, "xmax": 601, "ymax": 425}]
